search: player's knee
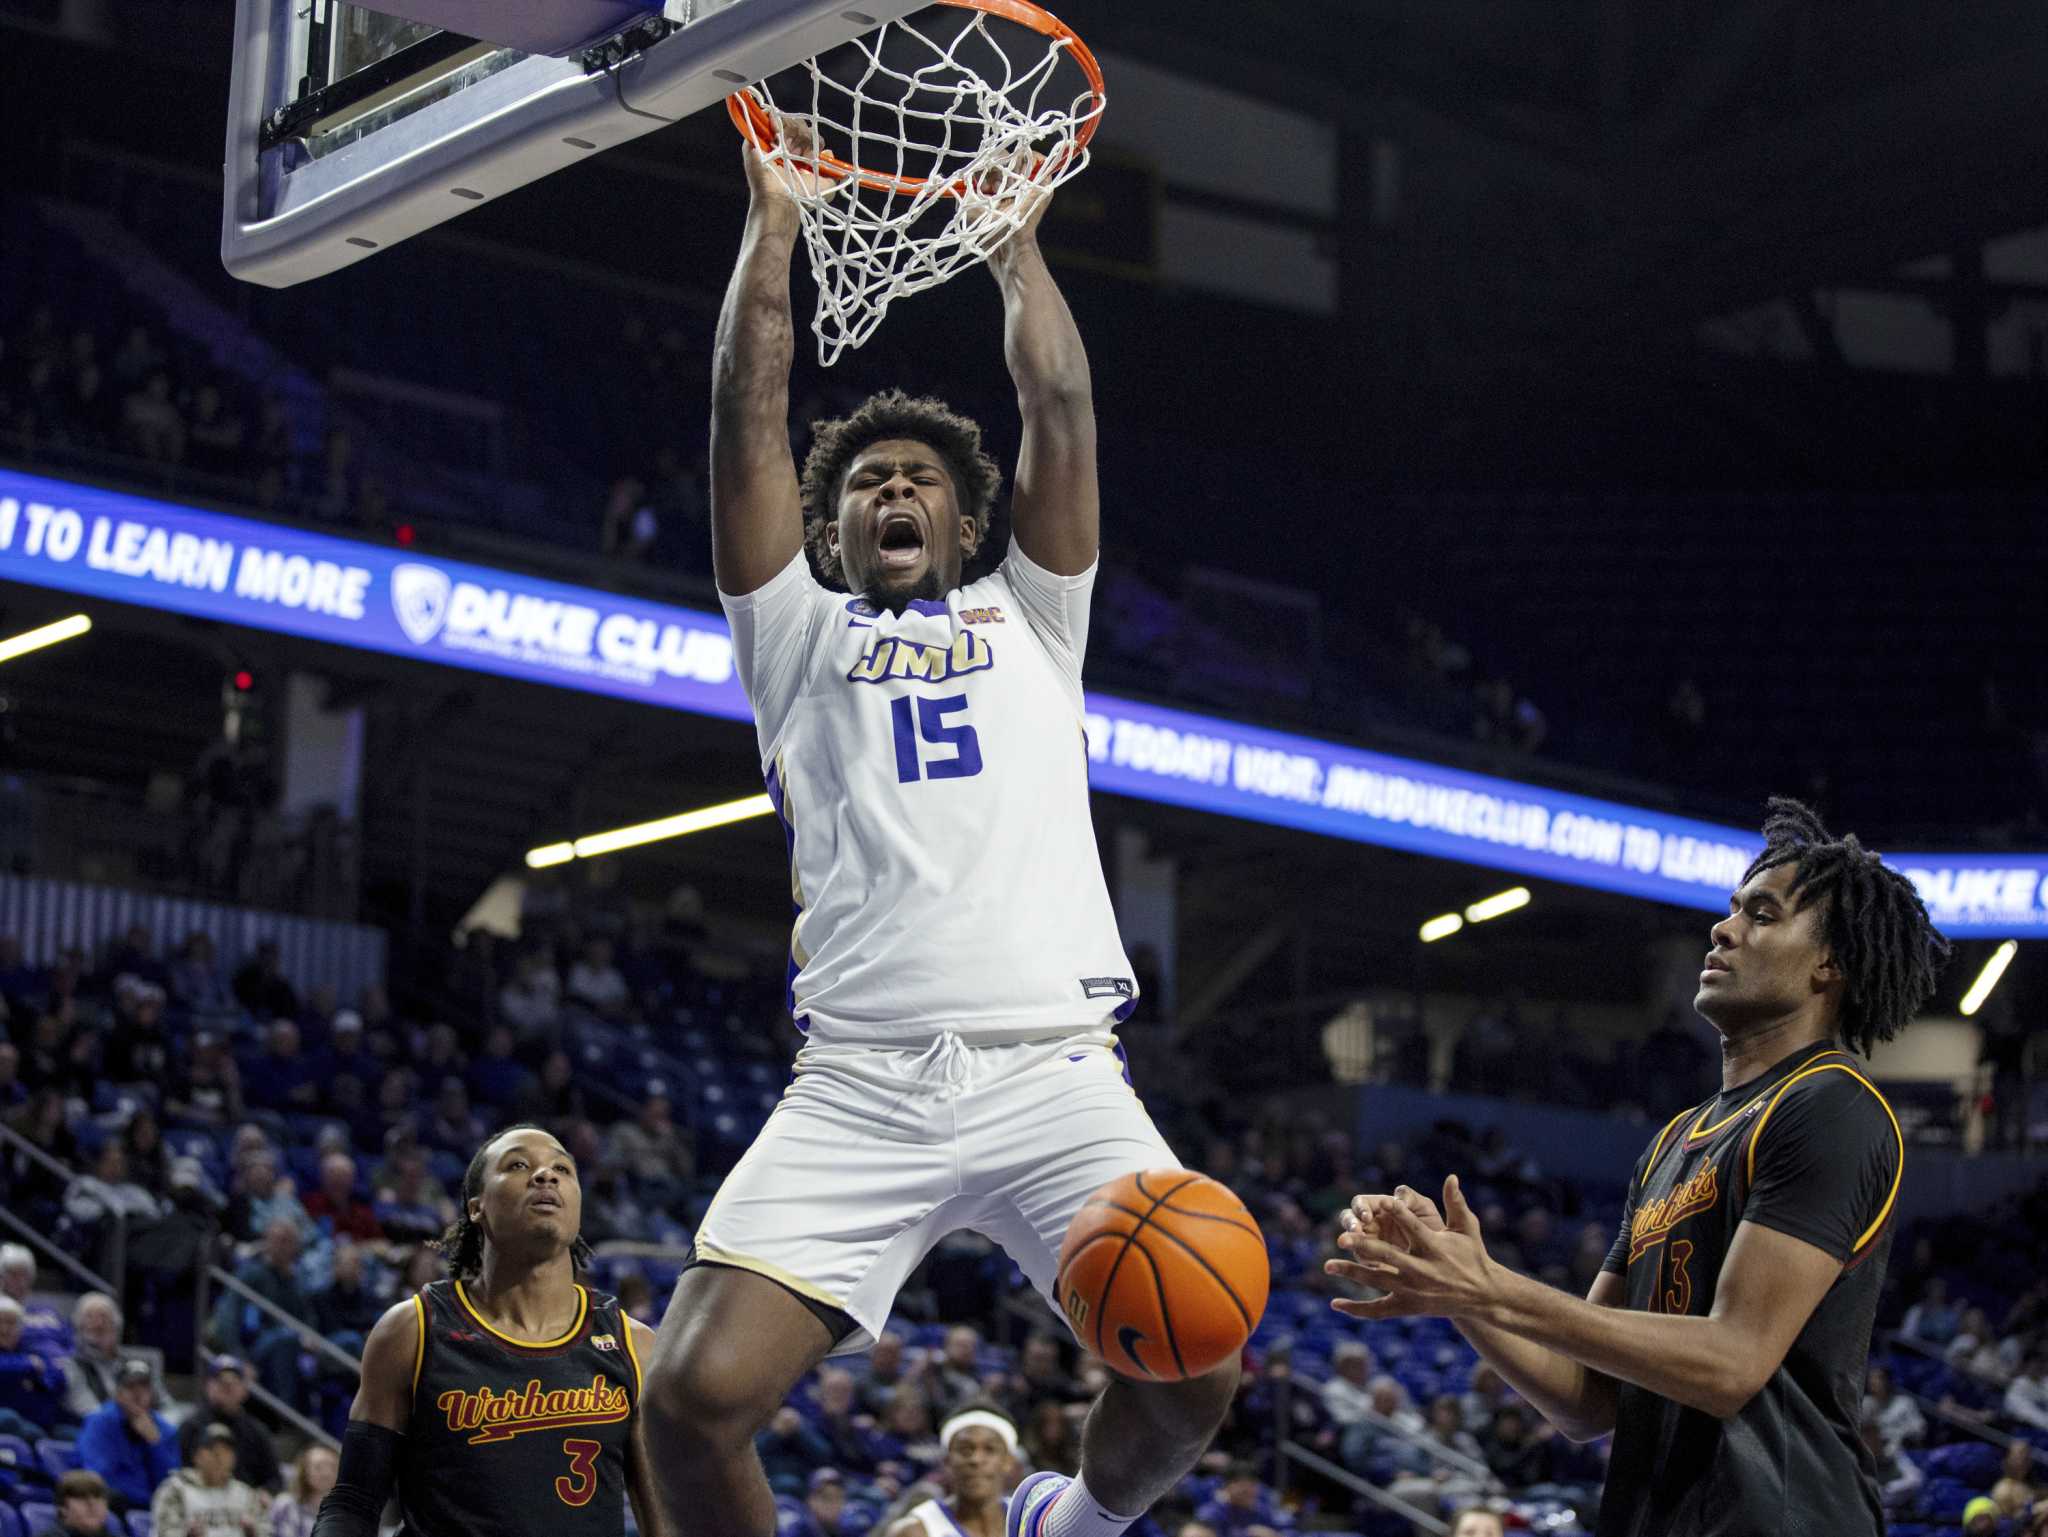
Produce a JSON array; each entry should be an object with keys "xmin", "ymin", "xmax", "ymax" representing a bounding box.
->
[{"xmin": 642, "ymin": 1325, "xmax": 785, "ymax": 1443}]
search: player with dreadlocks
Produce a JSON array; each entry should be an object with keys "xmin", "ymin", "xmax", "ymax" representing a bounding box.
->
[
  {"xmin": 312, "ymin": 1124, "xmax": 666, "ymax": 1537},
  {"xmin": 1328, "ymin": 797, "xmax": 1950, "ymax": 1537}
]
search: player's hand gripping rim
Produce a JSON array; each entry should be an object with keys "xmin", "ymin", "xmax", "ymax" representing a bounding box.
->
[{"xmin": 1326, "ymin": 1174, "xmax": 1502, "ymax": 1323}]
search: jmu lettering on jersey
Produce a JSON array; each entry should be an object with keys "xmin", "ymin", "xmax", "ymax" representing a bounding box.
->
[{"xmin": 846, "ymin": 629, "xmax": 995, "ymax": 684}]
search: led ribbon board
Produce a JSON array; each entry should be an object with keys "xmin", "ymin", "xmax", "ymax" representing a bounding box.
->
[{"xmin": 2, "ymin": 467, "xmax": 2042, "ymax": 937}]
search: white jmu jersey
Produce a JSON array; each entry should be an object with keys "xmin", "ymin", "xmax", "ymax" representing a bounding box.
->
[{"xmin": 720, "ymin": 540, "xmax": 1136, "ymax": 1043}]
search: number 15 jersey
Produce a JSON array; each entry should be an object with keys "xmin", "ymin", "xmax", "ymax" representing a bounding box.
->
[{"xmin": 720, "ymin": 541, "xmax": 1136, "ymax": 1044}]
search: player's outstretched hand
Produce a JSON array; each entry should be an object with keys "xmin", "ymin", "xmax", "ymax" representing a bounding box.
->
[
  {"xmin": 966, "ymin": 146, "xmax": 1053, "ymax": 252},
  {"xmin": 1327, "ymin": 1174, "xmax": 1498, "ymax": 1322}
]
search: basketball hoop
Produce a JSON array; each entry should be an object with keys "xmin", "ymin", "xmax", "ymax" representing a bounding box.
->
[{"xmin": 726, "ymin": 0, "xmax": 1105, "ymax": 364}]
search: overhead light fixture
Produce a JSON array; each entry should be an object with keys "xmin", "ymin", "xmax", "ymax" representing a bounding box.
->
[
  {"xmin": 1419, "ymin": 913, "xmax": 1464, "ymax": 943},
  {"xmin": 0, "ymin": 613, "xmax": 91, "ymax": 664},
  {"xmin": 1465, "ymin": 886, "xmax": 1532, "ymax": 923},
  {"xmin": 525, "ymin": 792, "xmax": 775, "ymax": 869},
  {"xmin": 1959, "ymin": 941, "xmax": 2018, "ymax": 1017}
]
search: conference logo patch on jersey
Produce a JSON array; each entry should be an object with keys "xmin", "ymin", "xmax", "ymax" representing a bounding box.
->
[
  {"xmin": 847, "ymin": 631, "xmax": 995, "ymax": 685},
  {"xmin": 437, "ymin": 1374, "xmax": 631, "ymax": 1443},
  {"xmin": 589, "ymin": 1334, "xmax": 618, "ymax": 1352},
  {"xmin": 957, "ymin": 605, "xmax": 1005, "ymax": 625}
]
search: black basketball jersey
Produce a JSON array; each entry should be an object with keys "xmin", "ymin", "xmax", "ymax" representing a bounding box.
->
[
  {"xmin": 400, "ymin": 1278, "xmax": 639, "ymax": 1537},
  {"xmin": 1597, "ymin": 1041, "xmax": 1903, "ymax": 1537}
]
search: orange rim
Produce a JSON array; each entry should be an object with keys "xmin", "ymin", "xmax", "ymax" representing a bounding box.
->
[{"xmin": 724, "ymin": 0, "xmax": 1105, "ymax": 198}]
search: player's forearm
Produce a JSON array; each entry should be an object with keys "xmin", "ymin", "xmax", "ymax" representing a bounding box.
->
[
  {"xmin": 1479, "ymin": 1267, "xmax": 1759, "ymax": 1419},
  {"xmin": 712, "ymin": 209, "xmax": 799, "ymax": 410},
  {"xmin": 993, "ymin": 235, "xmax": 1091, "ymax": 409},
  {"xmin": 1452, "ymin": 1317, "xmax": 1618, "ymax": 1442}
]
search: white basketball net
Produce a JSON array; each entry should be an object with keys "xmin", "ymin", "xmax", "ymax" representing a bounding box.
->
[{"xmin": 741, "ymin": 5, "xmax": 1104, "ymax": 364}]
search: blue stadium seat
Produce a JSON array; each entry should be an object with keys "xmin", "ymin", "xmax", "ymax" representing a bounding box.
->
[
  {"xmin": 17, "ymin": 1504, "xmax": 55, "ymax": 1537},
  {"xmin": 1919, "ymin": 1476, "xmax": 1975, "ymax": 1518},
  {"xmin": 0, "ymin": 1507, "xmax": 22, "ymax": 1537},
  {"xmin": 33, "ymin": 1441, "xmax": 76, "ymax": 1482},
  {"xmin": 0, "ymin": 1436, "xmax": 37, "ymax": 1495},
  {"xmin": 1923, "ymin": 1440, "xmax": 2003, "ymax": 1483},
  {"xmin": 124, "ymin": 1510, "xmax": 148, "ymax": 1537}
]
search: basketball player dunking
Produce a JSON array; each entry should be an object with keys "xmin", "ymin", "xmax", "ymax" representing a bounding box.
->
[
  {"xmin": 1331, "ymin": 800, "xmax": 1951, "ymax": 1537},
  {"xmin": 639, "ymin": 121, "xmax": 1238, "ymax": 1537},
  {"xmin": 312, "ymin": 1125, "xmax": 665, "ymax": 1537},
  {"xmin": 883, "ymin": 1404, "xmax": 1020, "ymax": 1537}
]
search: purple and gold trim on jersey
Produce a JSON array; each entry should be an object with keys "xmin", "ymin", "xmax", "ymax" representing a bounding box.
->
[{"xmin": 765, "ymin": 755, "xmax": 810, "ymax": 1033}]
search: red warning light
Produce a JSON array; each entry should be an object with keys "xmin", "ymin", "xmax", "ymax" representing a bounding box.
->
[
  {"xmin": 234, "ymin": 670, "xmax": 254, "ymax": 691},
  {"xmin": 395, "ymin": 523, "xmax": 416, "ymax": 546}
]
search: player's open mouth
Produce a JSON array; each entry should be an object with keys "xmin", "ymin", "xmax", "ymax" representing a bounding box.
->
[{"xmin": 877, "ymin": 513, "xmax": 925, "ymax": 570}]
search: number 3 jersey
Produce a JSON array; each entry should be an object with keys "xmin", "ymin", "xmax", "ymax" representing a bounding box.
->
[
  {"xmin": 399, "ymin": 1279, "xmax": 639, "ymax": 1537},
  {"xmin": 720, "ymin": 541, "xmax": 1136, "ymax": 1043}
]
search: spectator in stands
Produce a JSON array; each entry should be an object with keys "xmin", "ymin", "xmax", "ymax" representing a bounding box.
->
[
  {"xmin": 1458, "ymin": 1363, "xmax": 1514, "ymax": 1436},
  {"xmin": 36, "ymin": 1469, "xmax": 117, "ymax": 1537},
  {"xmin": 76, "ymin": 1359, "xmax": 178, "ymax": 1512},
  {"xmin": 310, "ymin": 1239, "xmax": 380, "ymax": 1365},
  {"xmin": 210, "ymin": 1217, "xmax": 312, "ymax": 1410},
  {"xmin": 186, "ymin": 382, "xmax": 247, "ymax": 478},
  {"xmin": 0, "ymin": 1092, "xmax": 74, "ymax": 1224},
  {"xmin": 615, "ymin": 1270, "xmax": 656, "ymax": 1325},
  {"xmin": 0, "ymin": 1244, "xmax": 70, "ymax": 1357},
  {"xmin": 0, "ymin": 1040, "xmax": 23, "ymax": 1113},
  {"xmin": 1858, "ymin": 1419, "xmax": 1922, "ymax": 1515},
  {"xmin": 363, "ymin": 1068, "xmax": 420, "ymax": 1151},
  {"xmin": 1903, "ymin": 1277, "xmax": 1963, "ymax": 1345},
  {"xmin": 0, "ymin": 1294, "xmax": 66, "ymax": 1433},
  {"xmin": 1448, "ymin": 1511, "xmax": 1504, "ymax": 1537},
  {"xmin": 104, "ymin": 977, "xmax": 173, "ymax": 1087},
  {"xmin": 63, "ymin": 1137, "xmax": 165, "ymax": 1275},
  {"xmin": 166, "ymin": 1028, "xmax": 245, "ymax": 1128},
  {"xmin": 870, "ymin": 1388, "xmax": 940, "ymax": 1484},
  {"xmin": 1192, "ymin": 1461, "xmax": 1292, "ymax": 1535},
  {"xmin": 178, "ymin": 1356, "xmax": 281, "ymax": 1493},
  {"xmin": 1478, "ymin": 1405, "xmax": 1552, "ymax": 1490},
  {"xmin": 60, "ymin": 1293, "xmax": 170, "ymax": 1420},
  {"xmin": 398, "ymin": 1244, "xmax": 445, "ymax": 1298},
  {"xmin": 566, "ymin": 936, "xmax": 630, "ymax": 1018},
  {"xmin": 606, "ymin": 1082, "xmax": 694, "ymax": 1204},
  {"xmin": 151, "ymin": 1420, "xmax": 266, "ymax": 1535},
  {"xmin": 1963, "ymin": 1495, "xmax": 2002, "ymax": 1536},
  {"xmin": 496, "ymin": 949, "xmax": 562, "ymax": 1043},
  {"xmin": 122, "ymin": 372, "xmax": 185, "ymax": 463},
  {"xmin": 1013, "ymin": 1332, "xmax": 1082, "ymax": 1407},
  {"xmin": 858, "ymin": 1331, "xmax": 911, "ymax": 1418},
  {"xmin": 122, "ymin": 1109, "xmax": 171, "ymax": 1198},
  {"xmin": 268, "ymin": 1443, "xmax": 337, "ymax": 1537},
  {"xmin": 2007, "ymin": 1350, "xmax": 2048, "ymax": 1432},
  {"xmin": 758, "ymin": 1402, "xmax": 834, "ymax": 1494},
  {"xmin": 928, "ymin": 1326, "xmax": 984, "ymax": 1421},
  {"xmin": 301, "ymin": 1154, "xmax": 382, "ymax": 1246},
  {"xmin": 811, "ymin": 1366, "xmax": 880, "ymax": 1474},
  {"xmin": 464, "ymin": 1024, "xmax": 530, "ymax": 1112},
  {"xmin": 421, "ymin": 1076, "xmax": 484, "ymax": 1157},
  {"xmin": 371, "ymin": 1142, "xmax": 454, "ymax": 1244},
  {"xmin": 1176, "ymin": 1525, "xmax": 1218, "ymax": 1537},
  {"xmin": 1023, "ymin": 1398, "xmax": 1080, "ymax": 1479},
  {"xmin": 519, "ymin": 1049, "xmax": 584, "ymax": 1123},
  {"xmin": 223, "ymin": 1147, "xmax": 311, "ymax": 1249},
  {"xmin": 244, "ymin": 1019, "xmax": 319, "ymax": 1115},
  {"xmin": 232, "ymin": 941, "xmax": 298, "ymax": 1022},
  {"xmin": 1318, "ymin": 1341, "xmax": 1375, "ymax": 1429},
  {"xmin": 1337, "ymin": 1375, "xmax": 1424, "ymax": 1476},
  {"xmin": 1993, "ymin": 1441, "xmax": 2042, "ymax": 1520},
  {"xmin": 170, "ymin": 931, "xmax": 235, "ymax": 1015}
]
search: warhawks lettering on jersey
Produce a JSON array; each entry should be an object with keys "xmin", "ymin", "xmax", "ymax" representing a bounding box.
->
[
  {"xmin": 1628, "ymin": 1162, "xmax": 1720, "ymax": 1264},
  {"xmin": 436, "ymin": 1373, "xmax": 631, "ymax": 1443},
  {"xmin": 847, "ymin": 630, "xmax": 996, "ymax": 685}
]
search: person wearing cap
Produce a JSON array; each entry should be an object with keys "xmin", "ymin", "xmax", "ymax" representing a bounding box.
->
[
  {"xmin": 319, "ymin": 1012, "xmax": 379, "ymax": 1102},
  {"xmin": 179, "ymin": 1356, "xmax": 282, "ymax": 1493},
  {"xmin": 884, "ymin": 1404, "xmax": 1019, "ymax": 1537},
  {"xmin": 166, "ymin": 1027, "xmax": 245, "ymax": 1128},
  {"xmin": 75, "ymin": 1358, "xmax": 179, "ymax": 1512},
  {"xmin": 1963, "ymin": 1495, "xmax": 2002, "ymax": 1535},
  {"xmin": 152, "ymin": 1418, "xmax": 266, "ymax": 1536},
  {"xmin": 795, "ymin": 1468, "xmax": 853, "ymax": 1537}
]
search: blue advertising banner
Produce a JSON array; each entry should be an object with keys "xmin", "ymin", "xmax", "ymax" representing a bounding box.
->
[
  {"xmin": 0, "ymin": 468, "xmax": 748, "ymax": 720},
  {"xmin": 3, "ymin": 468, "xmax": 2042, "ymax": 937}
]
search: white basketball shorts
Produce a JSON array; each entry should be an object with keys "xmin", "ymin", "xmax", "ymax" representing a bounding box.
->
[{"xmin": 692, "ymin": 1028, "xmax": 1180, "ymax": 1351}]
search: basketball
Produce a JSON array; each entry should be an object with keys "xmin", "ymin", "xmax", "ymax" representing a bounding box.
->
[{"xmin": 1057, "ymin": 1170, "xmax": 1270, "ymax": 1382}]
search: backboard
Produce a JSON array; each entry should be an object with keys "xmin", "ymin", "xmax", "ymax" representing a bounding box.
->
[{"xmin": 223, "ymin": 0, "xmax": 926, "ymax": 287}]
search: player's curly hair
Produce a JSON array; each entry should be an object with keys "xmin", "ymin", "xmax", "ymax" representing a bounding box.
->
[
  {"xmin": 1740, "ymin": 797, "xmax": 1951, "ymax": 1056},
  {"xmin": 432, "ymin": 1123, "xmax": 593, "ymax": 1281},
  {"xmin": 799, "ymin": 389, "xmax": 1001, "ymax": 584}
]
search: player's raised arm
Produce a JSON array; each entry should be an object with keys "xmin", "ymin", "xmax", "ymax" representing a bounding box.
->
[
  {"xmin": 987, "ymin": 176, "xmax": 1098, "ymax": 576},
  {"xmin": 709, "ymin": 123, "xmax": 809, "ymax": 597}
]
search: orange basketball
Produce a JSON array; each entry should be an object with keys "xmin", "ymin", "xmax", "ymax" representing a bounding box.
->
[{"xmin": 1056, "ymin": 1169, "xmax": 1269, "ymax": 1382}]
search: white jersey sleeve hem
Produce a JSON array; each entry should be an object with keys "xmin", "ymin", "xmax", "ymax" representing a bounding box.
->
[{"xmin": 997, "ymin": 536, "xmax": 1097, "ymax": 686}]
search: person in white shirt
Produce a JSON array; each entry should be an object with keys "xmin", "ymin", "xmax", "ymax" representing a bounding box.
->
[
  {"xmin": 2006, "ymin": 1352, "xmax": 2048, "ymax": 1432},
  {"xmin": 639, "ymin": 118, "xmax": 1236, "ymax": 1537},
  {"xmin": 1319, "ymin": 1343, "xmax": 1378, "ymax": 1427},
  {"xmin": 1862, "ymin": 1364, "xmax": 1926, "ymax": 1452},
  {"xmin": 150, "ymin": 1423, "xmax": 266, "ymax": 1536}
]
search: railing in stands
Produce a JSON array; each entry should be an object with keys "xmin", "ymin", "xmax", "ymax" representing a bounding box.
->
[
  {"xmin": 1276, "ymin": 1438, "xmax": 1449, "ymax": 1537},
  {"xmin": 1880, "ymin": 1329, "xmax": 2020, "ymax": 1450},
  {"xmin": 0, "ymin": 1118, "xmax": 126, "ymax": 1315},
  {"xmin": 1268, "ymin": 1370, "xmax": 1486, "ymax": 1536},
  {"xmin": 194, "ymin": 1262, "xmax": 357, "ymax": 1451}
]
